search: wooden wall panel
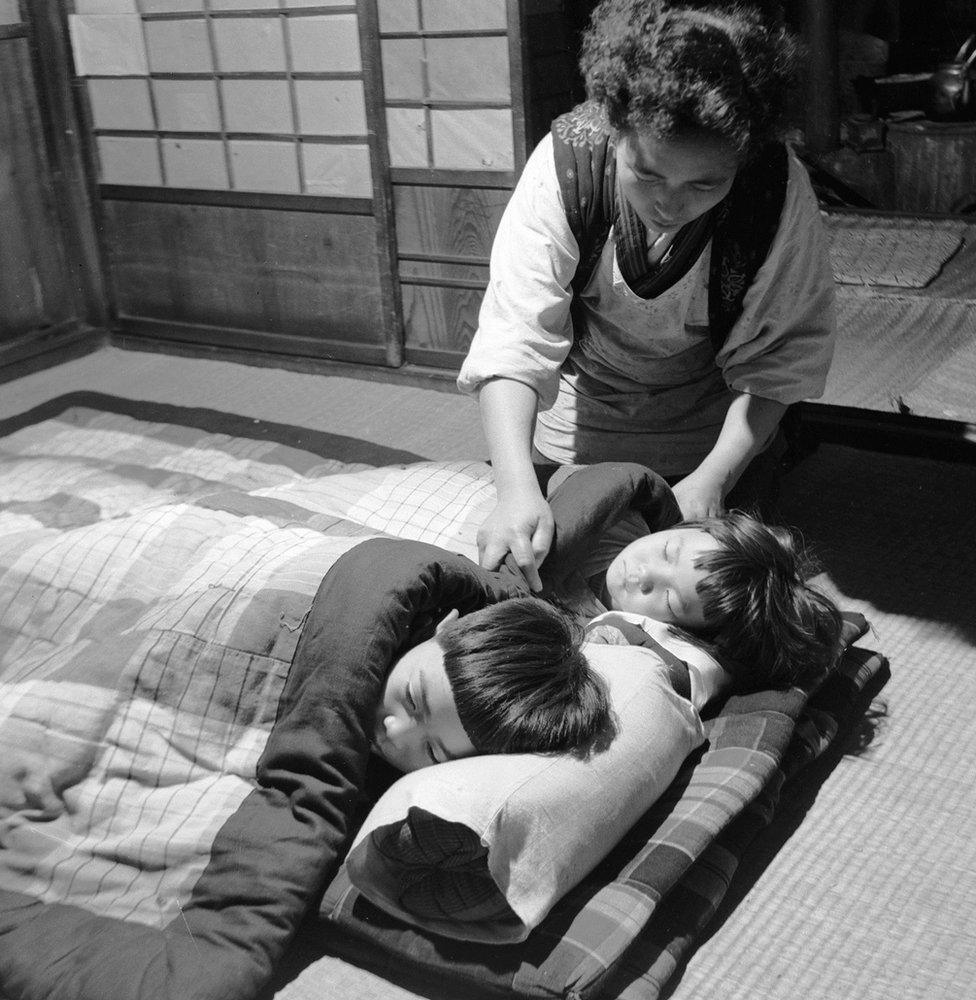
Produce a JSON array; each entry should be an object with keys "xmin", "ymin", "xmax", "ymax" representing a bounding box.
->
[
  {"xmin": 887, "ymin": 122, "xmax": 976, "ymax": 214},
  {"xmin": 393, "ymin": 184, "xmax": 509, "ymax": 260},
  {"xmin": 401, "ymin": 283, "xmax": 485, "ymax": 367},
  {"xmin": 398, "ymin": 260, "xmax": 490, "ymax": 284},
  {"xmin": 393, "ymin": 183, "xmax": 508, "ymax": 363},
  {"xmin": 103, "ymin": 199, "xmax": 387, "ymax": 359},
  {"xmin": 0, "ymin": 37, "xmax": 77, "ymax": 339}
]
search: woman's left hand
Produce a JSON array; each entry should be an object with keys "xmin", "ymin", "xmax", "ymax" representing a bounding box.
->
[
  {"xmin": 671, "ymin": 470, "xmax": 725, "ymax": 520},
  {"xmin": 673, "ymin": 393, "xmax": 786, "ymax": 520}
]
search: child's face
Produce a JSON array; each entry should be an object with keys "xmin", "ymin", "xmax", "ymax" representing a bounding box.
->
[
  {"xmin": 603, "ymin": 528, "xmax": 722, "ymax": 629},
  {"xmin": 373, "ymin": 612, "xmax": 475, "ymax": 773}
]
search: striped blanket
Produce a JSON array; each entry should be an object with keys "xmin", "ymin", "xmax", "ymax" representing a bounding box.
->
[
  {"xmin": 0, "ymin": 397, "xmax": 886, "ymax": 1000},
  {"xmin": 0, "ymin": 398, "xmax": 503, "ymax": 1000}
]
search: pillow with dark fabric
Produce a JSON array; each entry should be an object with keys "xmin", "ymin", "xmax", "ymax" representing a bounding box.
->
[
  {"xmin": 371, "ymin": 810, "xmax": 513, "ymax": 924},
  {"xmin": 319, "ymin": 614, "xmax": 886, "ymax": 1000},
  {"xmin": 336, "ymin": 644, "xmax": 705, "ymax": 943}
]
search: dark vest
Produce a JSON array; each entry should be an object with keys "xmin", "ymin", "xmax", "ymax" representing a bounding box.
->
[{"xmin": 551, "ymin": 101, "xmax": 789, "ymax": 355}]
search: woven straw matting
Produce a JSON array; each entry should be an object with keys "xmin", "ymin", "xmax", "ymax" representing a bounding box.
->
[
  {"xmin": 6, "ymin": 352, "xmax": 974, "ymax": 1000},
  {"xmin": 822, "ymin": 293, "xmax": 976, "ymax": 416},
  {"xmin": 825, "ymin": 213, "xmax": 965, "ymax": 288},
  {"xmin": 664, "ymin": 444, "xmax": 976, "ymax": 1000}
]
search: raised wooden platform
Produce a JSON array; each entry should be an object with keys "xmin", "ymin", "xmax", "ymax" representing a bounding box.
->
[{"xmin": 822, "ymin": 209, "xmax": 976, "ymax": 427}]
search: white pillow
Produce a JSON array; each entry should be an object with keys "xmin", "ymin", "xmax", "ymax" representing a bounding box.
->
[{"xmin": 332, "ymin": 645, "xmax": 705, "ymax": 944}]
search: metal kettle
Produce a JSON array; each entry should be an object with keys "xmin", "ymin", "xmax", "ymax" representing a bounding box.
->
[{"xmin": 929, "ymin": 34, "xmax": 976, "ymax": 121}]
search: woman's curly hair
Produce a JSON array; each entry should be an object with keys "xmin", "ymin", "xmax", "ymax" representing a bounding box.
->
[{"xmin": 580, "ymin": 0, "xmax": 800, "ymax": 157}]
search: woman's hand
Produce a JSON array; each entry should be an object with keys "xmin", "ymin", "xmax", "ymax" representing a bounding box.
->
[
  {"xmin": 671, "ymin": 470, "xmax": 725, "ymax": 521},
  {"xmin": 475, "ymin": 377, "xmax": 553, "ymax": 590},
  {"xmin": 673, "ymin": 393, "xmax": 787, "ymax": 520},
  {"xmin": 477, "ymin": 489, "xmax": 554, "ymax": 592}
]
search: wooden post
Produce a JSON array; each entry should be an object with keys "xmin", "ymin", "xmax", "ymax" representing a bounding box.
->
[
  {"xmin": 800, "ymin": 0, "xmax": 840, "ymax": 153},
  {"xmin": 24, "ymin": 0, "xmax": 110, "ymax": 327},
  {"xmin": 358, "ymin": 0, "xmax": 405, "ymax": 368}
]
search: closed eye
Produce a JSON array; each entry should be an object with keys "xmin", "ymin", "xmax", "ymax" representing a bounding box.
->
[
  {"xmin": 632, "ymin": 167, "xmax": 663, "ymax": 183},
  {"xmin": 405, "ymin": 681, "xmax": 418, "ymax": 715}
]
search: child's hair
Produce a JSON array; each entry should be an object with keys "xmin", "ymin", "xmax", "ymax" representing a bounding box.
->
[
  {"xmin": 678, "ymin": 512, "xmax": 843, "ymax": 690},
  {"xmin": 580, "ymin": 0, "xmax": 800, "ymax": 157},
  {"xmin": 437, "ymin": 597, "xmax": 611, "ymax": 755}
]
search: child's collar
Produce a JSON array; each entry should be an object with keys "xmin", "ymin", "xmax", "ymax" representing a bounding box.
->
[{"xmin": 584, "ymin": 610, "xmax": 733, "ymax": 710}]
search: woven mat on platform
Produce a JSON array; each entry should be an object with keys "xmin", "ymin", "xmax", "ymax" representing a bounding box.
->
[
  {"xmin": 825, "ymin": 213, "xmax": 965, "ymax": 288},
  {"xmin": 823, "ymin": 293, "xmax": 976, "ymax": 414}
]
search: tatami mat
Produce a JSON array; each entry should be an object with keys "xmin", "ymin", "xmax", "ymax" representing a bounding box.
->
[
  {"xmin": 0, "ymin": 346, "xmax": 489, "ymax": 460},
  {"xmin": 823, "ymin": 291, "xmax": 976, "ymax": 418},
  {"xmin": 3, "ymin": 347, "xmax": 975, "ymax": 1000},
  {"xmin": 666, "ymin": 444, "xmax": 976, "ymax": 1000},
  {"xmin": 825, "ymin": 213, "xmax": 965, "ymax": 288}
]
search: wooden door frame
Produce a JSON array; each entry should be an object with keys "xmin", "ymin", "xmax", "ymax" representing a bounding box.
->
[
  {"xmin": 23, "ymin": 0, "xmax": 110, "ymax": 330},
  {"xmin": 358, "ymin": 0, "xmax": 405, "ymax": 367}
]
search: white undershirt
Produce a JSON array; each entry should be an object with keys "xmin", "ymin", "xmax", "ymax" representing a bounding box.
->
[{"xmin": 584, "ymin": 610, "xmax": 733, "ymax": 712}]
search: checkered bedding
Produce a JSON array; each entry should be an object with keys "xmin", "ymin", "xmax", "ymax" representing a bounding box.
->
[
  {"xmin": 0, "ymin": 402, "xmax": 502, "ymax": 1000},
  {"xmin": 0, "ymin": 400, "xmax": 885, "ymax": 1000}
]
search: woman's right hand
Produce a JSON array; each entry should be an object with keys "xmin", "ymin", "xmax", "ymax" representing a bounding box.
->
[{"xmin": 477, "ymin": 489, "xmax": 554, "ymax": 592}]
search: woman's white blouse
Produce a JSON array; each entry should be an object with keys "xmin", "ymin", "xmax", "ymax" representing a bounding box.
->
[{"xmin": 457, "ymin": 133, "xmax": 836, "ymax": 474}]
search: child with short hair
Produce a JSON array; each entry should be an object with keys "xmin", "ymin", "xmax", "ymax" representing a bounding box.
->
[{"xmin": 372, "ymin": 595, "xmax": 610, "ymax": 773}]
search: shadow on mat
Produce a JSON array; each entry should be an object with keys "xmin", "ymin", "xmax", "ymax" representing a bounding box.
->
[
  {"xmin": 774, "ymin": 443, "xmax": 976, "ymax": 650},
  {"xmin": 0, "ymin": 391, "xmax": 428, "ymax": 468},
  {"xmin": 660, "ymin": 660, "xmax": 892, "ymax": 999}
]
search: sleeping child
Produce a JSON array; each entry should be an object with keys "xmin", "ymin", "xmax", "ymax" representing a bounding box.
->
[
  {"xmin": 278, "ymin": 463, "xmax": 841, "ymax": 909},
  {"xmin": 250, "ymin": 533, "xmax": 629, "ymax": 939},
  {"xmin": 536, "ymin": 464, "xmax": 844, "ymax": 707},
  {"xmin": 369, "ymin": 595, "xmax": 611, "ymax": 773},
  {"xmin": 576, "ymin": 510, "xmax": 842, "ymax": 697}
]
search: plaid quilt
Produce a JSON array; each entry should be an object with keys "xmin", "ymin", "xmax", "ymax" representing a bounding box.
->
[
  {"xmin": 0, "ymin": 400, "xmax": 508, "ymax": 1000},
  {"xmin": 0, "ymin": 398, "xmax": 886, "ymax": 1000}
]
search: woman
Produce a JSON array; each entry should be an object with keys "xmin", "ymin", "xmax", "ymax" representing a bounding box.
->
[{"xmin": 457, "ymin": 0, "xmax": 835, "ymax": 590}]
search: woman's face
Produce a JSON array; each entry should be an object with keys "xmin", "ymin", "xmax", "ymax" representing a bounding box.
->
[
  {"xmin": 602, "ymin": 527, "xmax": 723, "ymax": 629},
  {"xmin": 615, "ymin": 128, "xmax": 739, "ymax": 234}
]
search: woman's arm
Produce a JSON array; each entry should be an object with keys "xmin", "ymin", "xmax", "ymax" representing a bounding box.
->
[
  {"xmin": 459, "ymin": 135, "xmax": 579, "ymax": 588},
  {"xmin": 671, "ymin": 391, "xmax": 786, "ymax": 519},
  {"xmin": 678, "ymin": 153, "xmax": 835, "ymax": 520},
  {"xmin": 477, "ymin": 377, "xmax": 553, "ymax": 591}
]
